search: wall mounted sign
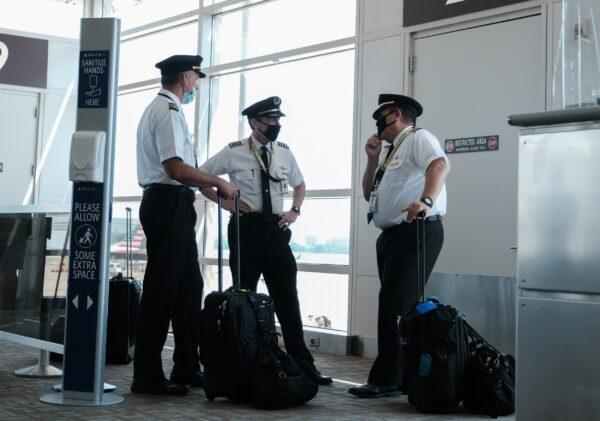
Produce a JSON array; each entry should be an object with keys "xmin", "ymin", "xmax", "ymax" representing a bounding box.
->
[
  {"xmin": 445, "ymin": 135, "xmax": 499, "ymax": 154},
  {"xmin": 0, "ymin": 33, "xmax": 48, "ymax": 89},
  {"xmin": 404, "ymin": 0, "xmax": 530, "ymax": 27},
  {"xmin": 78, "ymin": 50, "xmax": 110, "ymax": 109}
]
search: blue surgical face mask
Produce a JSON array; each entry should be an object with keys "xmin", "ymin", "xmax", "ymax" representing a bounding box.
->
[
  {"xmin": 181, "ymin": 74, "xmax": 196, "ymax": 105},
  {"xmin": 182, "ymin": 90, "xmax": 195, "ymax": 105}
]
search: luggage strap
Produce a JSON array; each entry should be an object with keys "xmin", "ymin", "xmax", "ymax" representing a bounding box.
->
[
  {"xmin": 247, "ymin": 294, "xmax": 275, "ymax": 342},
  {"xmin": 217, "ymin": 191, "xmax": 241, "ymax": 292},
  {"xmin": 416, "ymin": 211, "xmax": 426, "ymax": 303},
  {"xmin": 466, "ymin": 321, "xmax": 503, "ymax": 356}
]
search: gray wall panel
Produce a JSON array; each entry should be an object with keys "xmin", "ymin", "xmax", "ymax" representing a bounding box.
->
[
  {"xmin": 427, "ymin": 273, "xmax": 516, "ymax": 354},
  {"xmin": 517, "ymin": 297, "xmax": 600, "ymax": 420}
]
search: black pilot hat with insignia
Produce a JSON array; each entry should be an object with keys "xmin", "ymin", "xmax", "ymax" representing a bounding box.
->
[
  {"xmin": 372, "ymin": 93, "xmax": 423, "ymax": 120},
  {"xmin": 155, "ymin": 54, "xmax": 206, "ymax": 78},
  {"xmin": 242, "ymin": 96, "xmax": 286, "ymax": 118}
]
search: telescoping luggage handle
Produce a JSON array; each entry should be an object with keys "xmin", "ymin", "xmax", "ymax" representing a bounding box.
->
[
  {"xmin": 415, "ymin": 210, "xmax": 426, "ymax": 303},
  {"xmin": 216, "ymin": 191, "xmax": 241, "ymax": 293},
  {"xmin": 126, "ymin": 206, "xmax": 133, "ymax": 280}
]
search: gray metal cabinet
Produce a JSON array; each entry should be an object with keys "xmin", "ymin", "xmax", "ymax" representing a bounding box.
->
[{"xmin": 517, "ymin": 122, "xmax": 600, "ymax": 420}]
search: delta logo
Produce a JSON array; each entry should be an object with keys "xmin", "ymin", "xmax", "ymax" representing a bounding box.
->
[{"xmin": 0, "ymin": 41, "xmax": 8, "ymax": 71}]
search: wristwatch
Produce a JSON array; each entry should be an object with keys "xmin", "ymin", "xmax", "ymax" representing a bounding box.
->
[
  {"xmin": 420, "ymin": 197, "xmax": 433, "ymax": 208},
  {"xmin": 291, "ymin": 205, "xmax": 301, "ymax": 215}
]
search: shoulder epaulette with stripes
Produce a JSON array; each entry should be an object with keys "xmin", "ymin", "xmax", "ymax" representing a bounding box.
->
[
  {"xmin": 168, "ymin": 103, "xmax": 179, "ymax": 112},
  {"xmin": 276, "ymin": 141, "xmax": 289, "ymax": 149},
  {"xmin": 229, "ymin": 140, "xmax": 243, "ymax": 148}
]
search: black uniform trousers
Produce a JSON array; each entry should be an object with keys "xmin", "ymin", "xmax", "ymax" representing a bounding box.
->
[
  {"xmin": 133, "ymin": 185, "xmax": 203, "ymax": 383},
  {"xmin": 368, "ymin": 219, "xmax": 444, "ymax": 386},
  {"xmin": 227, "ymin": 212, "xmax": 314, "ymax": 366}
]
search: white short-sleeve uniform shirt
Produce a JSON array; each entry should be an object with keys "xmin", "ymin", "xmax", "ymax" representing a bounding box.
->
[
  {"xmin": 373, "ymin": 126, "xmax": 450, "ymax": 229},
  {"xmin": 136, "ymin": 89, "xmax": 197, "ymax": 188},
  {"xmin": 200, "ymin": 136, "xmax": 303, "ymax": 214}
]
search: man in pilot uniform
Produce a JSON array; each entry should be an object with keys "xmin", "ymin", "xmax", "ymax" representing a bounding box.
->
[
  {"xmin": 199, "ymin": 96, "xmax": 332, "ymax": 385},
  {"xmin": 349, "ymin": 94, "xmax": 450, "ymax": 398},
  {"xmin": 132, "ymin": 54, "xmax": 237, "ymax": 396}
]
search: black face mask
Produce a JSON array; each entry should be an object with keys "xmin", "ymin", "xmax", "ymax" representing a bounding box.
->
[
  {"xmin": 376, "ymin": 114, "xmax": 397, "ymax": 137},
  {"xmin": 258, "ymin": 122, "xmax": 281, "ymax": 142}
]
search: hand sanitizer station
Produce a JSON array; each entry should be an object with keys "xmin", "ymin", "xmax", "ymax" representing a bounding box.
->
[{"xmin": 40, "ymin": 17, "xmax": 122, "ymax": 406}]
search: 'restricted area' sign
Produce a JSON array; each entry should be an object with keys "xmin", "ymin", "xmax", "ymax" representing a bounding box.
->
[
  {"xmin": 78, "ymin": 50, "xmax": 110, "ymax": 109},
  {"xmin": 63, "ymin": 182, "xmax": 104, "ymax": 392},
  {"xmin": 445, "ymin": 135, "xmax": 499, "ymax": 154}
]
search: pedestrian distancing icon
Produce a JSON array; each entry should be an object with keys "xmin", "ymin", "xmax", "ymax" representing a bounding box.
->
[{"xmin": 75, "ymin": 224, "xmax": 97, "ymax": 249}]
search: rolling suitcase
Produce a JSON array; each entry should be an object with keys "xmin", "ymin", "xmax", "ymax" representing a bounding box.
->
[
  {"xmin": 200, "ymin": 194, "xmax": 317, "ymax": 408},
  {"xmin": 106, "ymin": 207, "xmax": 142, "ymax": 365},
  {"xmin": 399, "ymin": 212, "xmax": 469, "ymax": 413},
  {"xmin": 199, "ymin": 193, "xmax": 278, "ymax": 403}
]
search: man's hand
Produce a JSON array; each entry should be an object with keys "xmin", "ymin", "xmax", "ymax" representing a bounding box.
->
[
  {"xmin": 365, "ymin": 134, "xmax": 382, "ymax": 164},
  {"xmin": 217, "ymin": 179, "xmax": 238, "ymax": 200},
  {"xmin": 278, "ymin": 211, "xmax": 298, "ymax": 230},
  {"xmin": 402, "ymin": 201, "xmax": 430, "ymax": 223},
  {"xmin": 223, "ymin": 198, "xmax": 251, "ymax": 214}
]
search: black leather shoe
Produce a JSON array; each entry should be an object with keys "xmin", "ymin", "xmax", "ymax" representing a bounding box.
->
[
  {"xmin": 293, "ymin": 358, "xmax": 333, "ymax": 385},
  {"xmin": 348, "ymin": 382, "xmax": 400, "ymax": 398},
  {"xmin": 131, "ymin": 380, "xmax": 189, "ymax": 395},
  {"xmin": 313, "ymin": 371, "xmax": 333, "ymax": 385},
  {"xmin": 170, "ymin": 370, "xmax": 204, "ymax": 388}
]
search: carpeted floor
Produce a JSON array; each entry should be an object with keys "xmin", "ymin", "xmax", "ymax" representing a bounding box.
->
[{"xmin": 0, "ymin": 337, "xmax": 515, "ymax": 420}]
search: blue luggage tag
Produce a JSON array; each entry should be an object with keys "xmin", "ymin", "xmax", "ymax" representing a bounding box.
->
[
  {"xmin": 416, "ymin": 300, "xmax": 438, "ymax": 314},
  {"xmin": 419, "ymin": 354, "xmax": 432, "ymax": 378}
]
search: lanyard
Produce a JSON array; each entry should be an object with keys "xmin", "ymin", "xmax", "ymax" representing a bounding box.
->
[
  {"xmin": 249, "ymin": 137, "xmax": 273, "ymax": 174},
  {"xmin": 372, "ymin": 128, "xmax": 415, "ymax": 189},
  {"xmin": 249, "ymin": 138, "xmax": 282, "ymax": 182}
]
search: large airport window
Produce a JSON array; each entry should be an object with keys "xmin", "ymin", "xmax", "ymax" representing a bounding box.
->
[
  {"xmin": 114, "ymin": 88, "xmax": 153, "ymax": 198},
  {"xmin": 113, "ymin": 0, "xmax": 200, "ymax": 31},
  {"xmin": 207, "ymin": 50, "xmax": 355, "ymax": 190},
  {"xmin": 119, "ymin": 22, "xmax": 199, "ymax": 86},
  {"xmin": 211, "ymin": 0, "xmax": 356, "ymax": 65},
  {"xmin": 203, "ymin": 197, "xmax": 350, "ymax": 266},
  {"xmin": 109, "ymin": 201, "xmax": 145, "ymax": 280},
  {"xmin": 201, "ymin": 265, "xmax": 348, "ymax": 332}
]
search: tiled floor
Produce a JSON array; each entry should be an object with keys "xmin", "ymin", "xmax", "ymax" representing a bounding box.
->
[{"xmin": 0, "ymin": 338, "xmax": 514, "ymax": 420}]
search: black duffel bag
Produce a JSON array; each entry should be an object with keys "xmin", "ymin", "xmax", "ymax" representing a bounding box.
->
[
  {"xmin": 249, "ymin": 296, "xmax": 318, "ymax": 409},
  {"xmin": 251, "ymin": 336, "xmax": 318, "ymax": 409},
  {"xmin": 463, "ymin": 323, "xmax": 515, "ymax": 418}
]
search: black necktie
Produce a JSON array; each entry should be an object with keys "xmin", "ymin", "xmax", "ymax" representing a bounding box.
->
[{"xmin": 260, "ymin": 146, "xmax": 272, "ymax": 216}]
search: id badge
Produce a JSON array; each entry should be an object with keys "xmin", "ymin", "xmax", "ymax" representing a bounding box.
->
[
  {"xmin": 280, "ymin": 180, "xmax": 289, "ymax": 195},
  {"xmin": 368, "ymin": 189, "xmax": 378, "ymax": 214}
]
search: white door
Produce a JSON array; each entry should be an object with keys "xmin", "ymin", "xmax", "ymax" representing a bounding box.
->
[
  {"xmin": 0, "ymin": 89, "xmax": 39, "ymax": 205},
  {"xmin": 412, "ymin": 15, "xmax": 543, "ymax": 278}
]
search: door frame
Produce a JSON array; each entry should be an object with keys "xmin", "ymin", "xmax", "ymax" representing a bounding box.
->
[
  {"xmin": 405, "ymin": 4, "xmax": 546, "ymax": 109},
  {"xmin": 0, "ymin": 85, "xmax": 43, "ymax": 205}
]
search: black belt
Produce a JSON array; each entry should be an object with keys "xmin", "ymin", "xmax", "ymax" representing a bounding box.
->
[
  {"xmin": 143, "ymin": 183, "xmax": 195, "ymax": 199},
  {"xmin": 383, "ymin": 215, "xmax": 442, "ymax": 233},
  {"xmin": 239, "ymin": 212, "xmax": 282, "ymax": 223},
  {"xmin": 411, "ymin": 214, "xmax": 442, "ymax": 223}
]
